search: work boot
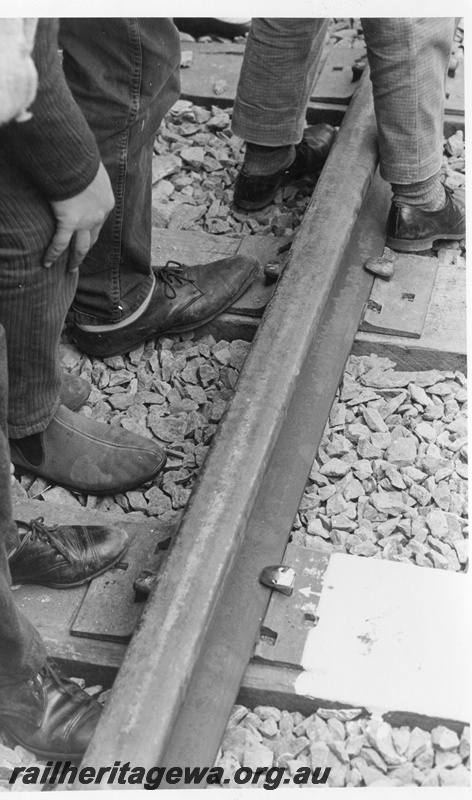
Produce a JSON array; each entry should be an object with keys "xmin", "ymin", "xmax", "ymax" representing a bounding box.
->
[
  {"xmin": 9, "ymin": 516, "xmax": 128, "ymax": 588},
  {"xmin": 234, "ymin": 124, "xmax": 337, "ymax": 210},
  {"xmin": 59, "ymin": 373, "xmax": 90, "ymax": 411},
  {"xmin": 10, "ymin": 405, "xmax": 166, "ymax": 495},
  {"xmin": 73, "ymin": 255, "xmax": 259, "ymax": 358},
  {"xmin": 386, "ymin": 187, "xmax": 465, "ymax": 252},
  {"xmin": 0, "ymin": 661, "xmax": 102, "ymax": 759}
]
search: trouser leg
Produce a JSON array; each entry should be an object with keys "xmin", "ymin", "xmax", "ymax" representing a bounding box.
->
[
  {"xmin": 232, "ymin": 18, "xmax": 329, "ymax": 146},
  {"xmin": 59, "ymin": 18, "xmax": 181, "ymax": 326},
  {"xmin": 0, "ymin": 154, "xmax": 77, "ymax": 438},
  {"xmin": 362, "ymin": 17, "xmax": 454, "ymax": 184},
  {"xmin": 0, "ymin": 325, "xmax": 47, "ymax": 685}
]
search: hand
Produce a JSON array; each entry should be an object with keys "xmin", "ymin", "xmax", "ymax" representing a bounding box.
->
[
  {"xmin": 43, "ymin": 162, "xmax": 115, "ymax": 272},
  {"xmin": 0, "ymin": 19, "xmax": 38, "ymax": 126}
]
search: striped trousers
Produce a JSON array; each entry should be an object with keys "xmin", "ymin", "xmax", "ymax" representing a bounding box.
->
[{"xmin": 0, "ymin": 153, "xmax": 76, "ymax": 437}]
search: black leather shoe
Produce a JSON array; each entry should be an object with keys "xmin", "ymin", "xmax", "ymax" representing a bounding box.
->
[
  {"xmin": 10, "ymin": 405, "xmax": 166, "ymax": 495},
  {"xmin": 234, "ymin": 124, "xmax": 337, "ymax": 211},
  {"xmin": 60, "ymin": 374, "xmax": 90, "ymax": 412},
  {"xmin": 0, "ymin": 661, "xmax": 102, "ymax": 759},
  {"xmin": 73, "ymin": 256, "xmax": 258, "ymax": 358},
  {"xmin": 386, "ymin": 187, "xmax": 465, "ymax": 252},
  {"xmin": 9, "ymin": 516, "xmax": 128, "ymax": 588}
]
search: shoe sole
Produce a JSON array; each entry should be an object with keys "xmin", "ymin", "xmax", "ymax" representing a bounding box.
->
[
  {"xmin": 386, "ymin": 232, "xmax": 465, "ymax": 253},
  {"xmin": 11, "ymin": 448, "xmax": 167, "ymax": 497},
  {"xmin": 74, "ymin": 265, "xmax": 259, "ymax": 358},
  {"xmin": 12, "ymin": 539, "xmax": 130, "ymax": 590}
]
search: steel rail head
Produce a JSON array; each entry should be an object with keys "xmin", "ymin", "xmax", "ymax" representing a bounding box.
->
[{"xmin": 75, "ymin": 71, "xmax": 379, "ymax": 786}]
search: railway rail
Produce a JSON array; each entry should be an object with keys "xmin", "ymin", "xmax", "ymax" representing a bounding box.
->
[{"xmin": 74, "ymin": 70, "xmax": 401, "ymax": 787}]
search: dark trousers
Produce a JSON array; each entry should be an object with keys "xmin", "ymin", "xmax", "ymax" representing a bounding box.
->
[
  {"xmin": 0, "ymin": 325, "xmax": 47, "ymax": 686},
  {"xmin": 60, "ymin": 18, "xmax": 181, "ymax": 326},
  {"xmin": 0, "ymin": 152, "xmax": 77, "ymax": 437}
]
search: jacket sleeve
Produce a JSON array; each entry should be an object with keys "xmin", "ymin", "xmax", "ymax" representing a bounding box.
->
[{"xmin": 0, "ymin": 18, "xmax": 101, "ymax": 201}]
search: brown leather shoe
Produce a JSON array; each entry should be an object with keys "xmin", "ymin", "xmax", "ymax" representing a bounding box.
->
[
  {"xmin": 73, "ymin": 255, "xmax": 259, "ymax": 358},
  {"xmin": 59, "ymin": 374, "xmax": 91, "ymax": 412},
  {"xmin": 0, "ymin": 661, "xmax": 102, "ymax": 759},
  {"xmin": 386, "ymin": 187, "xmax": 465, "ymax": 252},
  {"xmin": 234, "ymin": 124, "xmax": 337, "ymax": 211},
  {"xmin": 9, "ymin": 516, "xmax": 128, "ymax": 588},
  {"xmin": 10, "ymin": 405, "xmax": 166, "ymax": 495}
]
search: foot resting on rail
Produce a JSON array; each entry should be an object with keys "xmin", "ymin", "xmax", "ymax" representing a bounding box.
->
[{"xmin": 73, "ymin": 256, "xmax": 259, "ymax": 358}]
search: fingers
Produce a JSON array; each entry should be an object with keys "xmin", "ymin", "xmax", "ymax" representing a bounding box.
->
[
  {"xmin": 44, "ymin": 210, "xmax": 108, "ymax": 271},
  {"xmin": 89, "ymin": 221, "xmax": 103, "ymax": 251},
  {"xmin": 67, "ymin": 229, "xmax": 91, "ymax": 272},
  {"xmin": 43, "ymin": 224, "xmax": 73, "ymax": 268},
  {"xmin": 67, "ymin": 219, "xmax": 106, "ymax": 272}
]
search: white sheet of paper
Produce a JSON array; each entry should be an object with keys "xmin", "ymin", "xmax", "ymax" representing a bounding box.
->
[{"xmin": 295, "ymin": 553, "xmax": 471, "ymax": 722}]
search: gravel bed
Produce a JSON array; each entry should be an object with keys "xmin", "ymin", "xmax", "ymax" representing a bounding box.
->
[
  {"xmin": 150, "ymin": 100, "xmax": 315, "ymax": 240},
  {"xmin": 214, "ymin": 705, "xmax": 470, "ymax": 787},
  {"xmin": 13, "ymin": 350, "xmax": 467, "ymax": 575},
  {"xmin": 12, "ymin": 333, "xmax": 252, "ymax": 519},
  {"xmin": 290, "ymin": 353, "xmax": 468, "ymax": 571},
  {"xmin": 149, "ymin": 100, "xmax": 464, "ymax": 241}
]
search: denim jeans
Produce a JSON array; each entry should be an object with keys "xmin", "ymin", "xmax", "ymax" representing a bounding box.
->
[
  {"xmin": 233, "ymin": 18, "xmax": 455, "ymax": 184},
  {"xmin": 0, "ymin": 325, "xmax": 47, "ymax": 686},
  {"xmin": 59, "ymin": 19, "xmax": 181, "ymax": 326}
]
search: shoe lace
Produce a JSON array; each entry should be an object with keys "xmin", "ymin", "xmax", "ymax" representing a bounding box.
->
[
  {"xmin": 42, "ymin": 660, "xmax": 91, "ymax": 703},
  {"xmin": 26, "ymin": 517, "xmax": 72, "ymax": 563},
  {"xmin": 156, "ymin": 260, "xmax": 198, "ymax": 300}
]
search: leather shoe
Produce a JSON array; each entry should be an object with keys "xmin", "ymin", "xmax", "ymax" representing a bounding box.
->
[
  {"xmin": 234, "ymin": 124, "xmax": 337, "ymax": 210},
  {"xmin": 10, "ymin": 404, "xmax": 166, "ymax": 495},
  {"xmin": 386, "ymin": 187, "xmax": 465, "ymax": 252},
  {"xmin": 60, "ymin": 374, "xmax": 91, "ymax": 412},
  {"xmin": 73, "ymin": 255, "xmax": 259, "ymax": 358},
  {"xmin": 9, "ymin": 516, "xmax": 128, "ymax": 588},
  {"xmin": 0, "ymin": 661, "xmax": 102, "ymax": 759}
]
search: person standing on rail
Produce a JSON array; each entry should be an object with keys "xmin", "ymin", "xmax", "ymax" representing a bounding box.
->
[
  {"xmin": 232, "ymin": 18, "xmax": 465, "ymax": 252},
  {"xmin": 56, "ymin": 18, "xmax": 263, "ymax": 359},
  {"xmin": 0, "ymin": 18, "xmax": 130, "ymax": 758}
]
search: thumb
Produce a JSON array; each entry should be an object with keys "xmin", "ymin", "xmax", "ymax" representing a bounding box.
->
[{"xmin": 43, "ymin": 224, "xmax": 73, "ymax": 268}]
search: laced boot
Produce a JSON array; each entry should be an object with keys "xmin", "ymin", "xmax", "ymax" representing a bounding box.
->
[
  {"xmin": 73, "ymin": 256, "xmax": 258, "ymax": 358},
  {"xmin": 9, "ymin": 516, "xmax": 128, "ymax": 588},
  {"xmin": 0, "ymin": 661, "xmax": 102, "ymax": 759}
]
